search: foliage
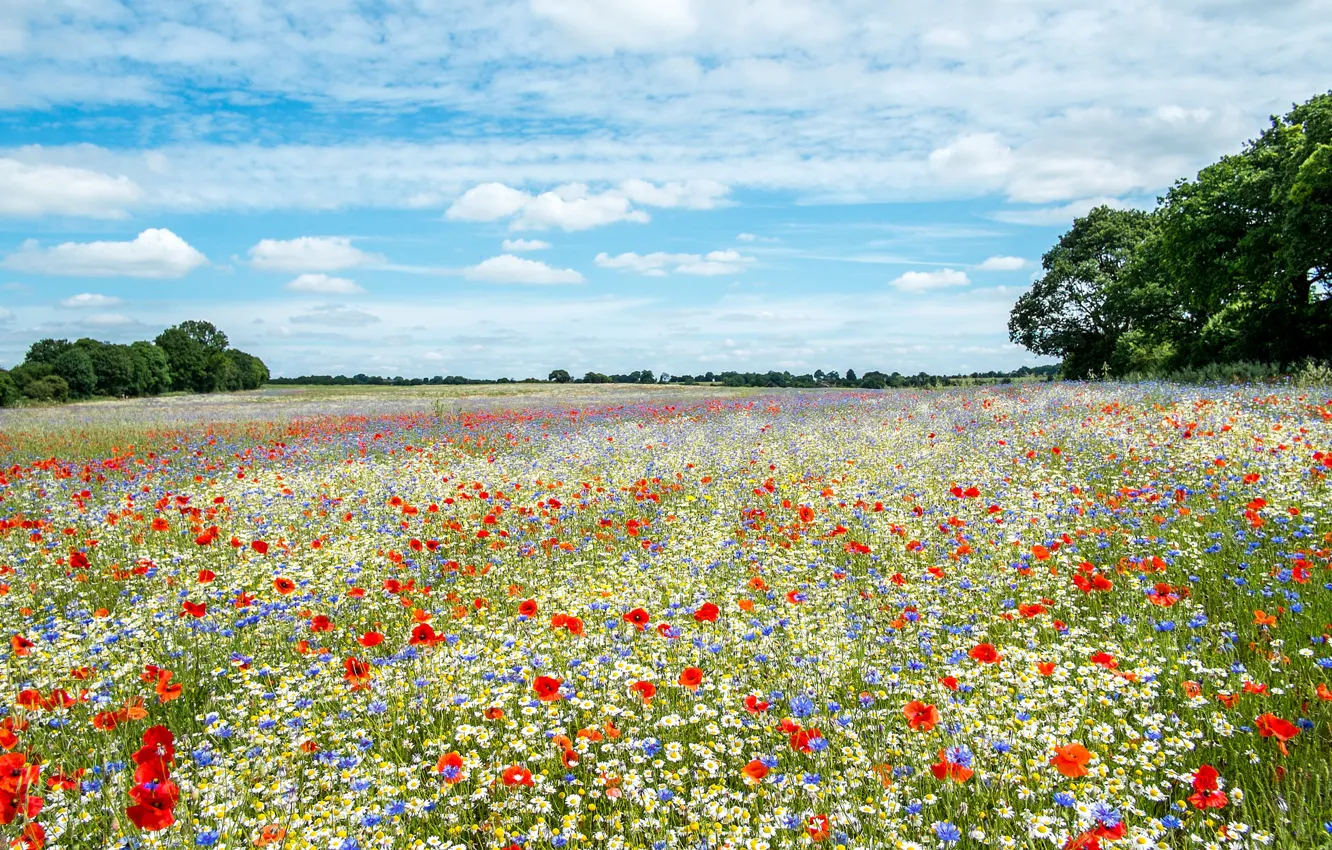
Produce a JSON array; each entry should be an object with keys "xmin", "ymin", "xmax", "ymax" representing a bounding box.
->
[
  {"xmin": 20, "ymin": 373, "xmax": 70, "ymax": 402},
  {"xmin": 1012, "ymin": 90, "xmax": 1332, "ymax": 376},
  {"xmin": 0, "ymin": 369, "xmax": 17, "ymax": 407},
  {"xmin": 5, "ymin": 320, "xmax": 266, "ymax": 404},
  {"xmin": 548, "ymin": 369, "xmax": 572, "ymax": 383}
]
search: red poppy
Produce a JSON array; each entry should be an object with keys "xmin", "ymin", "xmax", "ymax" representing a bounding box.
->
[
  {"xmin": 805, "ymin": 814, "xmax": 831, "ymax": 842},
  {"xmin": 693, "ymin": 602, "xmax": 719, "ymax": 622},
  {"xmin": 678, "ymin": 666, "xmax": 703, "ymax": 690},
  {"xmin": 435, "ymin": 751, "xmax": 465, "ymax": 784},
  {"xmin": 251, "ymin": 540, "xmax": 269, "ymax": 555},
  {"xmin": 1036, "ymin": 661, "xmax": 1057, "ymax": 676},
  {"xmin": 789, "ymin": 727, "xmax": 823, "ymax": 753},
  {"xmin": 518, "ymin": 599, "xmax": 539, "ymax": 617},
  {"xmin": 631, "ymin": 681, "xmax": 656, "ymax": 703},
  {"xmin": 624, "ymin": 607, "xmax": 650, "ymax": 629},
  {"xmin": 1089, "ymin": 651, "xmax": 1118, "ymax": 670},
  {"xmin": 131, "ymin": 725, "xmax": 176, "ymax": 785},
  {"xmin": 744, "ymin": 694, "xmax": 770, "ymax": 714},
  {"xmin": 930, "ymin": 749, "xmax": 974, "ymax": 783},
  {"xmin": 742, "ymin": 759, "xmax": 769, "ymax": 783},
  {"xmin": 273, "ymin": 577, "xmax": 296, "ymax": 595},
  {"xmin": 533, "ymin": 675, "xmax": 563, "ymax": 701},
  {"xmin": 409, "ymin": 623, "xmax": 440, "ymax": 646},
  {"xmin": 1031, "ymin": 544, "xmax": 1050, "ymax": 560},
  {"xmin": 1256, "ymin": 713, "xmax": 1299, "ymax": 755},
  {"xmin": 1050, "ymin": 743, "xmax": 1092, "ymax": 778},
  {"xmin": 1189, "ymin": 764, "xmax": 1228, "ymax": 809},
  {"xmin": 10, "ymin": 635, "xmax": 34, "ymax": 657},
  {"xmin": 181, "ymin": 601, "xmax": 206, "ymax": 618},
  {"xmin": 903, "ymin": 700, "xmax": 940, "ymax": 731},
  {"xmin": 126, "ymin": 780, "xmax": 178, "ymax": 831},
  {"xmin": 938, "ymin": 676, "xmax": 958, "ymax": 691},
  {"xmin": 969, "ymin": 643, "xmax": 1001, "ymax": 664},
  {"xmin": 565, "ymin": 616, "xmax": 585, "ymax": 636},
  {"xmin": 310, "ymin": 615, "xmax": 333, "ymax": 632},
  {"xmin": 501, "ymin": 764, "xmax": 534, "ymax": 787},
  {"xmin": 14, "ymin": 821, "xmax": 43, "ymax": 850},
  {"xmin": 357, "ymin": 631, "xmax": 384, "ymax": 648},
  {"xmin": 344, "ymin": 657, "xmax": 372, "ymax": 690}
]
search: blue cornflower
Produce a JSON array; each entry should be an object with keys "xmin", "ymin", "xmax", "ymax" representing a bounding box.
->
[
  {"xmin": 934, "ymin": 822, "xmax": 962, "ymax": 843},
  {"xmin": 789, "ymin": 694, "xmax": 815, "ymax": 718}
]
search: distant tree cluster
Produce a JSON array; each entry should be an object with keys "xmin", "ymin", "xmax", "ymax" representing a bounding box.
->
[
  {"xmin": 0, "ymin": 320, "xmax": 268, "ymax": 406},
  {"xmin": 263, "ymin": 365, "xmax": 1058, "ymax": 391},
  {"xmin": 1010, "ymin": 91, "xmax": 1332, "ymax": 378}
]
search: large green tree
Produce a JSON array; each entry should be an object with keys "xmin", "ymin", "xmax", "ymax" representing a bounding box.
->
[
  {"xmin": 1011, "ymin": 90, "xmax": 1332, "ymax": 374},
  {"xmin": 127, "ymin": 342, "xmax": 172, "ymax": 396},
  {"xmin": 52, "ymin": 347, "xmax": 98, "ymax": 398},
  {"xmin": 1151, "ymin": 92, "xmax": 1332, "ymax": 364},
  {"xmin": 1008, "ymin": 206, "xmax": 1159, "ymax": 378}
]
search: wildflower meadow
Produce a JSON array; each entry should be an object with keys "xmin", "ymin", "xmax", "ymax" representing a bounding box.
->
[{"xmin": 2, "ymin": 384, "xmax": 1331, "ymax": 850}]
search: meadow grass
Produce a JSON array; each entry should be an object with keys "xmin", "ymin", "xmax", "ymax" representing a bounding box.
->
[{"xmin": 1, "ymin": 383, "xmax": 1330, "ymax": 850}]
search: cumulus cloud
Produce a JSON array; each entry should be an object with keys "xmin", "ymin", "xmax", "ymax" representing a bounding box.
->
[
  {"xmin": 976, "ymin": 256, "xmax": 1028, "ymax": 271},
  {"xmin": 0, "ymin": 158, "xmax": 141, "ymax": 219},
  {"xmin": 248, "ymin": 236, "xmax": 382, "ymax": 272},
  {"xmin": 286, "ymin": 273, "xmax": 364, "ymax": 294},
  {"xmin": 290, "ymin": 303, "xmax": 381, "ymax": 327},
  {"xmin": 889, "ymin": 268, "xmax": 970, "ymax": 292},
  {"xmin": 501, "ymin": 238, "xmax": 552, "ymax": 252},
  {"xmin": 445, "ymin": 183, "xmax": 531, "ymax": 222},
  {"xmin": 60, "ymin": 292, "xmax": 123, "ymax": 308},
  {"xmin": 446, "ymin": 180, "xmax": 726, "ymax": 232},
  {"xmin": 596, "ymin": 248, "xmax": 755, "ymax": 276},
  {"xmin": 463, "ymin": 254, "xmax": 585, "ymax": 284},
  {"xmin": 2, "ymin": 229, "xmax": 208, "ymax": 278}
]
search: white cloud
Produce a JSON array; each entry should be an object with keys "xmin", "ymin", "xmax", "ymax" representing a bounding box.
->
[
  {"xmin": 286, "ymin": 273, "xmax": 364, "ymax": 294},
  {"xmin": 0, "ymin": 307, "xmax": 12, "ymax": 323},
  {"xmin": 992, "ymin": 197, "xmax": 1129, "ymax": 226},
  {"xmin": 530, "ymin": 0, "xmax": 698, "ymax": 51},
  {"xmin": 928, "ymin": 134, "xmax": 1014, "ymax": 185},
  {"xmin": 60, "ymin": 292, "xmax": 123, "ymax": 308},
  {"xmin": 464, "ymin": 254, "xmax": 585, "ymax": 285},
  {"xmin": 447, "ymin": 182, "xmax": 647, "ymax": 231},
  {"xmin": 617, "ymin": 179, "xmax": 729, "ymax": 209},
  {"xmin": 3, "ymin": 229, "xmax": 208, "ymax": 278},
  {"xmin": 0, "ymin": 158, "xmax": 141, "ymax": 219},
  {"xmin": 976, "ymin": 256, "xmax": 1028, "ymax": 271},
  {"xmin": 501, "ymin": 238, "xmax": 552, "ymax": 252},
  {"xmin": 596, "ymin": 248, "xmax": 755, "ymax": 277},
  {"xmin": 889, "ymin": 268, "xmax": 970, "ymax": 292},
  {"xmin": 445, "ymin": 183, "xmax": 532, "ymax": 222},
  {"xmin": 446, "ymin": 180, "xmax": 726, "ymax": 232},
  {"xmin": 290, "ymin": 304, "xmax": 381, "ymax": 327},
  {"xmin": 248, "ymin": 236, "xmax": 382, "ymax": 272},
  {"xmin": 737, "ymin": 233, "xmax": 756, "ymax": 241}
]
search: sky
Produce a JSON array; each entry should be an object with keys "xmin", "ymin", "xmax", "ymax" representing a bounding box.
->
[{"xmin": 1, "ymin": 1, "xmax": 1329, "ymax": 379}]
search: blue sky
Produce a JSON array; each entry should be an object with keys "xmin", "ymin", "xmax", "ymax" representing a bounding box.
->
[{"xmin": 1, "ymin": 1, "xmax": 1329, "ymax": 379}]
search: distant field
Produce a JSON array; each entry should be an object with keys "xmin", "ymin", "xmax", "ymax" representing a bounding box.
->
[{"xmin": 0, "ymin": 383, "xmax": 767, "ymax": 460}]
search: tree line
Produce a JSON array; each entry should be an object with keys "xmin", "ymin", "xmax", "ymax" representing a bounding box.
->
[
  {"xmin": 1010, "ymin": 91, "xmax": 1331, "ymax": 378},
  {"xmin": 267, "ymin": 364, "xmax": 1058, "ymax": 390},
  {"xmin": 0, "ymin": 320, "xmax": 269, "ymax": 407}
]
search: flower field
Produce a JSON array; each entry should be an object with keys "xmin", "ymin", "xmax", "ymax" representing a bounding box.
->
[{"xmin": 2, "ymin": 384, "xmax": 1331, "ymax": 850}]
